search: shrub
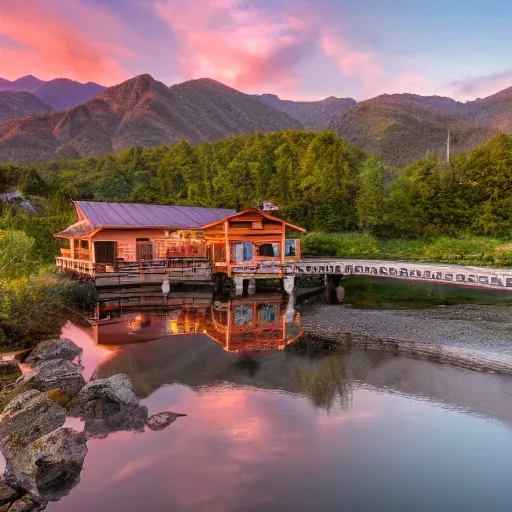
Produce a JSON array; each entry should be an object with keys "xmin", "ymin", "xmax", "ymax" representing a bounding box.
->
[
  {"xmin": 302, "ymin": 232, "xmax": 379, "ymax": 258},
  {"xmin": 0, "ymin": 271, "xmax": 94, "ymax": 349}
]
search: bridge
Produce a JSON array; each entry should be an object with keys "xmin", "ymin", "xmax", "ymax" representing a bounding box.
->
[
  {"xmin": 84, "ymin": 257, "xmax": 512, "ymax": 297},
  {"xmin": 284, "ymin": 259, "xmax": 512, "ymax": 291}
]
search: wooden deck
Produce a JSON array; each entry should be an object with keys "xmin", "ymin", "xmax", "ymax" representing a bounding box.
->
[{"xmin": 57, "ymin": 257, "xmax": 212, "ymax": 287}]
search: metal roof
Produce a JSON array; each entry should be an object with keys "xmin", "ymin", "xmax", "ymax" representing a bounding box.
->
[
  {"xmin": 55, "ymin": 220, "xmax": 95, "ymax": 238},
  {"xmin": 74, "ymin": 201, "xmax": 236, "ymax": 229}
]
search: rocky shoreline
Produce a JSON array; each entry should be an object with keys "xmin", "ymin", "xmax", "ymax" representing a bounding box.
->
[
  {"xmin": 298, "ymin": 302, "xmax": 512, "ymax": 375},
  {"xmin": 0, "ymin": 339, "xmax": 186, "ymax": 511}
]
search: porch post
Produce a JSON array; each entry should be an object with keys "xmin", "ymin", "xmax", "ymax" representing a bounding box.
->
[
  {"xmin": 224, "ymin": 220, "xmax": 231, "ymax": 277},
  {"xmin": 281, "ymin": 221, "xmax": 286, "ymax": 269}
]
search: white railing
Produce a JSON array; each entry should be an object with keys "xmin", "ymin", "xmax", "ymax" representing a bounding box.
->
[{"xmin": 286, "ymin": 259, "xmax": 512, "ymax": 290}]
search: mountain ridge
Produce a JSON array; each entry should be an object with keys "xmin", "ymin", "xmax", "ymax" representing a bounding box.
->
[
  {"xmin": 0, "ymin": 91, "xmax": 54, "ymax": 123},
  {"xmin": 0, "ymin": 74, "xmax": 302, "ymax": 164},
  {"xmin": 1, "ymin": 73, "xmax": 512, "ymax": 166},
  {"xmin": 0, "ymin": 76, "xmax": 105, "ymax": 111},
  {"xmin": 253, "ymin": 93, "xmax": 356, "ymax": 130}
]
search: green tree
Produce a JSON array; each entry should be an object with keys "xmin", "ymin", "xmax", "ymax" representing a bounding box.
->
[{"xmin": 356, "ymin": 156, "xmax": 385, "ymax": 233}]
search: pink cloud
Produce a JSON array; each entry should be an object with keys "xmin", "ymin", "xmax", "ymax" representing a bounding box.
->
[
  {"xmin": 154, "ymin": 0, "xmax": 428, "ymax": 100},
  {"xmin": 155, "ymin": 0, "xmax": 320, "ymax": 93},
  {"xmin": 0, "ymin": 0, "xmax": 132, "ymax": 84},
  {"xmin": 321, "ymin": 32, "xmax": 385, "ymax": 90},
  {"xmin": 370, "ymin": 71, "xmax": 427, "ymax": 97},
  {"xmin": 450, "ymin": 69, "xmax": 512, "ymax": 101}
]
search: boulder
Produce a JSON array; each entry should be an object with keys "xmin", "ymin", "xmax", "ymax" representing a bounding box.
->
[
  {"xmin": 67, "ymin": 374, "xmax": 148, "ymax": 436},
  {"xmin": 18, "ymin": 359, "xmax": 85, "ymax": 400},
  {"xmin": 146, "ymin": 412, "xmax": 186, "ymax": 431},
  {"xmin": 4, "ymin": 428, "xmax": 87, "ymax": 502},
  {"xmin": 0, "ymin": 477, "xmax": 20, "ymax": 505},
  {"xmin": 25, "ymin": 339, "xmax": 82, "ymax": 366},
  {"xmin": 0, "ymin": 390, "xmax": 65, "ymax": 446},
  {"xmin": 6, "ymin": 495, "xmax": 37, "ymax": 511}
]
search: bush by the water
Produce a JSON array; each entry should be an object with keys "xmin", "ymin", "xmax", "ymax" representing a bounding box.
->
[
  {"xmin": 0, "ymin": 272, "xmax": 96, "ymax": 350},
  {"xmin": 302, "ymin": 232, "xmax": 379, "ymax": 257}
]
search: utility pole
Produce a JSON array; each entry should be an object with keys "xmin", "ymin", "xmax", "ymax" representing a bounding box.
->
[{"xmin": 447, "ymin": 131, "xmax": 451, "ymax": 163}]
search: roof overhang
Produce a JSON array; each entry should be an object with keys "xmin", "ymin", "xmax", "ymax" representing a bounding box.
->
[{"xmin": 200, "ymin": 208, "xmax": 307, "ymax": 233}]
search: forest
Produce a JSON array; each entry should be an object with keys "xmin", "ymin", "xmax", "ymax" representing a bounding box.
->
[
  {"xmin": 3, "ymin": 129, "xmax": 512, "ymax": 346},
  {"xmin": 2, "ymin": 129, "xmax": 512, "ymax": 276}
]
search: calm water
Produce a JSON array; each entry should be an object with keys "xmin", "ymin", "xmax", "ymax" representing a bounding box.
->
[{"xmin": 41, "ymin": 295, "xmax": 512, "ymax": 511}]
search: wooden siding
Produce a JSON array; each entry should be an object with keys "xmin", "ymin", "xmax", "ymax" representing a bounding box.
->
[{"xmin": 92, "ymin": 228, "xmax": 170, "ymax": 262}]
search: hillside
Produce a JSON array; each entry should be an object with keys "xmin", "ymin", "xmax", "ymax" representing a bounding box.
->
[
  {"xmin": 0, "ymin": 75, "xmax": 105, "ymax": 110},
  {"xmin": 331, "ymin": 95, "xmax": 498, "ymax": 166},
  {"xmin": 0, "ymin": 91, "xmax": 54, "ymax": 123},
  {"xmin": 0, "ymin": 75, "xmax": 302, "ymax": 164},
  {"xmin": 253, "ymin": 93, "xmax": 356, "ymax": 130},
  {"xmin": 390, "ymin": 91, "xmax": 512, "ymax": 132}
]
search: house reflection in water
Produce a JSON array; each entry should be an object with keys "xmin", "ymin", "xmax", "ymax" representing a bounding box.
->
[{"xmin": 92, "ymin": 294, "xmax": 302, "ymax": 354}]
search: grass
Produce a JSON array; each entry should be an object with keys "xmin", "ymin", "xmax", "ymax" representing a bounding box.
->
[
  {"xmin": 302, "ymin": 232, "xmax": 512, "ymax": 268},
  {"xmin": 0, "ymin": 271, "xmax": 97, "ymax": 351},
  {"xmin": 342, "ymin": 276, "xmax": 512, "ymax": 310}
]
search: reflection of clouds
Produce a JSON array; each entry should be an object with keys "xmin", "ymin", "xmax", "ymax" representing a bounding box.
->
[
  {"xmin": 51, "ymin": 383, "xmax": 375, "ymax": 511},
  {"xmin": 113, "ymin": 452, "xmax": 172, "ymax": 483},
  {"xmin": 49, "ymin": 380, "xmax": 512, "ymax": 512},
  {"xmin": 61, "ymin": 323, "xmax": 112, "ymax": 381}
]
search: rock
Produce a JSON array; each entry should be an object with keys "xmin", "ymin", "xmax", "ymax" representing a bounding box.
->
[
  {"xmin": 67, "ymin": 374, "xmax": 139, "ymax": 413},
  {"xmin": 4, "ymin": 428, "xmax": 87, "ymax": 502},
  {"xmin": 7, "ymin": 495, "xmax": 37, "ymax": 511},
  {"xmin": 0, "ymin": 477, "xmax": 20, "ymax": 505},
  {"xmin": 67, "ymin": 374, "xmax": 148, "ymax": 436},
  {"xmin": 25, "ymin": 339, "xmax": 82, "ymax": 366},
  {"xmin": 18, "ymin": 359, "xmax": 85, "ymax": 399},
  {"xmin": 0, "ymin": 390, "xmax": 65, "ymax": 446},
  {"xmin": 146, "ymin": 411, "xmax": 186, "ymax": 431}
]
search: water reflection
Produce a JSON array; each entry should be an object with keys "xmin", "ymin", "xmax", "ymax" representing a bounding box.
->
[
  {"xmin": 32, "ymin": 294, "xmax": 512, "ymax": 511},
  {"xmin": 93, "ymin": 293, "xmax": 302, "ymax": 354}
]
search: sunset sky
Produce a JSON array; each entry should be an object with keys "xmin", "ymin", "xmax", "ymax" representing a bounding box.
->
[{"xmin": 0, "ymin": 0, "xmax": 510, "ymax": 101}]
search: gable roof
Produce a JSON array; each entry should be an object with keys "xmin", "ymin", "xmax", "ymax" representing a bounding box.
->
[
  {"xmin": 55, "ymin": 220, "xmax": 95, "ymax": 238},
  {"xmin": 201, "ymin": 207, "xmax": 306, "ymax": 233},
  {"xmin": 74, "ymin": 201, "xmax": 236, "ymax": 230}
]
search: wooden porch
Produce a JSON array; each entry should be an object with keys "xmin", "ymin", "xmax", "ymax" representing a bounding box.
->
[{"xmin": 56, "ymin": 256, "xmax": 212, "ymax": 286}]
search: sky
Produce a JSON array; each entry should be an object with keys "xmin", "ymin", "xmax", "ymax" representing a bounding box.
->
[{"xmin": 0, "ymin": 0, "xmax": 511, "ymax": 102}]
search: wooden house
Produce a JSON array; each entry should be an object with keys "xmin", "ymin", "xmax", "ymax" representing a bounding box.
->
[
  {"xmin": 54, "ymin": 202, "xmax": 306, "ymax": 289},
  {"xmin": 54, "ymin": 201, "xmax": 235, "ymax": 275}
]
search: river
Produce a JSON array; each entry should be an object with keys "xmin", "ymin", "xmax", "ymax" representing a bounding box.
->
[{"xmin": 16, "ymin": 291, "xmax": 506, "ymax": 512}]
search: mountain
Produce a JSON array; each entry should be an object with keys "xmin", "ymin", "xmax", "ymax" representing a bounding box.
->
[
  {"xmin": 389, "ymin": 91, "xmax": 512, "ymax": 132},
  {"xmin": 0, "ymin": 91, "xmax": 54, "ymax": 123},
  {"xmin": 331, "ymin": 95, "xmax": 498, "ymax": 166},
  {"xmin": 0, "ymin": 75, "xmax": 302, "ymax": 164},
  {"xmin": 253, "ymin": 93, "xmax": 356, "ymax": 130},
  {"xmin": 0, "ymin": 75, "xmax": 105, "ymax": 111}
]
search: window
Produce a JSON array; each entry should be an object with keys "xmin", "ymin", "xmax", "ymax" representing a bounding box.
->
[
  {"xmin": 232, "ymin": 242, "xmax": 254, "ymax": 262},
  {"xmin": 80, "ymin": 240, "xmax": 89, "ymax": 249},
  {"xmin": 234, "ymin": 305, "xmax": 253, "ymax": 325},
  {"xmin": 258, "ymin": 304, "xmax": 277, "ymax": 323},
  {"xmin": 259, "ymin": 243, "xmax": 279, "ymax": 257},
  {"xmin": 285, "ymin": 239, "xmax": 296, "ymax": 257}
]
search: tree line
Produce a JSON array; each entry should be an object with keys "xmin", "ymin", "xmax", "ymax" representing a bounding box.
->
[{"xmin": 2, "ymin": 130, "xmax": 512, "ymax": 267}]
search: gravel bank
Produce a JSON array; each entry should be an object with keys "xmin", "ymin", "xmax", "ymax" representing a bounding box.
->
[{"xmin": 300, "ymin": 303, "xmax": 512, "ymax": 374}]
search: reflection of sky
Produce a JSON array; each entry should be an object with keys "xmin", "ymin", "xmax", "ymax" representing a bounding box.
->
[
  {"xmin": 48, "ymin": 382, "xmax": 512, "ymax": 512},
  {"xmin": 61, "ymin": 322, "xmax": 112, "ymax": 380}
]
